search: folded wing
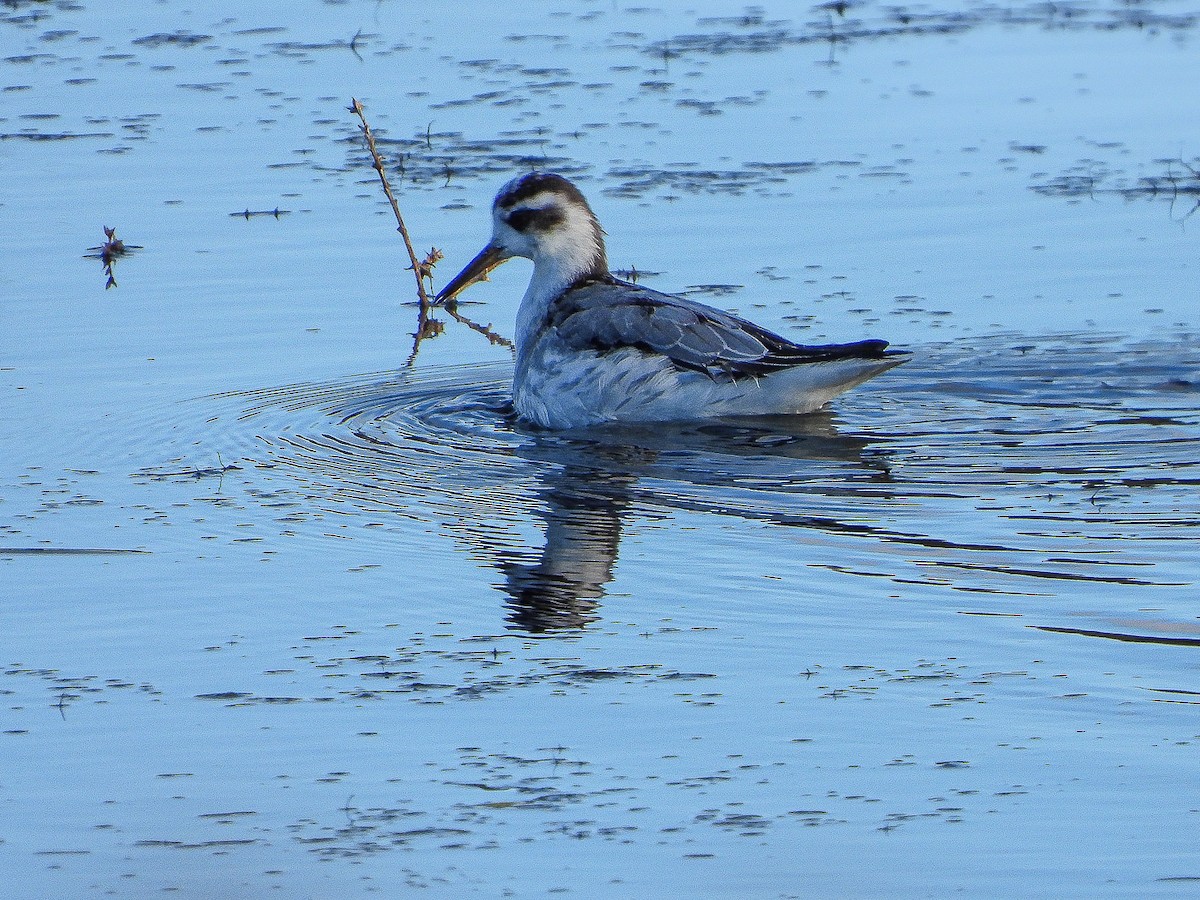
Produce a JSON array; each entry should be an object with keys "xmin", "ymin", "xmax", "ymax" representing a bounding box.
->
[{"xmin": 548, "ymin": 278, "xmax": 895, "ymax": 378}]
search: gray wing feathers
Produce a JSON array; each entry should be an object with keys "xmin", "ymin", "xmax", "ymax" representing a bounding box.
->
[
  {"xmin": 553, "ymin": 282, "xmax": 772, "ymax": 372},
  {"xmin": 549, "ymin": 280, "xmax": 897, "ymax": 378}
]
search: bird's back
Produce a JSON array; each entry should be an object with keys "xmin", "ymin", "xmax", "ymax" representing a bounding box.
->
[{"xmin": 514, "ymin": 277, "xmax": 908, "ymax": 428}]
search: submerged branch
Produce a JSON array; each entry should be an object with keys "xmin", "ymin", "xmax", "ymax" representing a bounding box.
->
[{"xmin": 445, "ymin": 305, "xmax": 514, "ymax": 348}]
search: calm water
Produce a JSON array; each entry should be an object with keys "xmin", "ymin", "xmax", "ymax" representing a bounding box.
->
[{"xmin": 2, "ymin": 1, "xmax": 1199, "ymax": 897}]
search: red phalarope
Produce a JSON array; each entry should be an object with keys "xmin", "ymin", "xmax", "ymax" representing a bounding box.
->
[{"xmin": 437, "ymin": 173, "xmax": 908, "ymax": 429}]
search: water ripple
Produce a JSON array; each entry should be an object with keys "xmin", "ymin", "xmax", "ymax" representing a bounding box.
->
[{"xmin": 129, "ymin": 333, "xmax": 1199, "ymax": 631}]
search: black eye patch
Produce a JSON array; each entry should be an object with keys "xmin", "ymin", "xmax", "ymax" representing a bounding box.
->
[{"xmin": 505, "ymin": 206, "xmax": 565, "ymax": 233}]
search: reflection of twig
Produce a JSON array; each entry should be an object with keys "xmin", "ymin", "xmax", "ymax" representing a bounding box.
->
[
  {"xmin": 1165, "ymin": 158, "xmax": 1200, "ymax": 224},
  {"xmin": 399, "ymin": 303, "xmax": 511, "ymax": 366},
  {"xmin": 349, "ymin": 98, "xmax": 433, "ymax": 320},
  {"xmin": 402, "ymin": 315, "xmax": 444, "ymax": 369}
]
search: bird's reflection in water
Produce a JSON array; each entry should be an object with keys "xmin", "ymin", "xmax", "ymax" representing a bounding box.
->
[
  {"xmin": 497, "ymin": 412, "xmax": 888, "ymax": 634},
  {"xmin": 501, "ymin": 464, "xmax": 635, "ymax": 633}
]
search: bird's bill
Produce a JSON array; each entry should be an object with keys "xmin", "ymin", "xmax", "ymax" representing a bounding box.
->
[{"xmin": 435, "ymin": 243, "xmax": 512, "ymax": 304}]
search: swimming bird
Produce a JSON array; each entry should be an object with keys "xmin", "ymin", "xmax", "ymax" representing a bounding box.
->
[{"xmin": 436, "ymin": 172, "xmax": 908, "ymax": 429}]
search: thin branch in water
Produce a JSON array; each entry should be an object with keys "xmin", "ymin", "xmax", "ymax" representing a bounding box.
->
[
  {"xmin": 349, "ymin": 97, "xmax": 514, "ymax": 359},
  {"xmin": 445, "ymin": 305, "xmax": 514, "ymax": 348},
  {"xmin": 349, "ymin": 97, "xmax": 433, "ymax": 319},
  {"xmin": 416, "ymin": 246, "xmax": 443, "ymax": 297}
]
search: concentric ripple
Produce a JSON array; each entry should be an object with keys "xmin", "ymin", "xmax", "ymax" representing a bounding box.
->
[{"xmin": 131, "ymin": 333, "xmax": 1199, "ymax": 632}]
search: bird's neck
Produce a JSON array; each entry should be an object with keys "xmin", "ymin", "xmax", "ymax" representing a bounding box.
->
[{"xmin": 515, "ymin": 232, "xmax": 608, "ymax": 354}]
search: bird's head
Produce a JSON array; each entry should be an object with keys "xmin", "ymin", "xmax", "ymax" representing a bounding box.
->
[{"xmin": 436, "ymin": 172, "xmax": 608, "ymax": 304}]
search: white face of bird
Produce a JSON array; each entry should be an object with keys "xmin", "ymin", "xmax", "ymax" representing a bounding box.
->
[
  {"xmin": 496, "ymin": 191, "xmax": 599, "ymax": 263},
  {"xmin": 436, "ymin": 173, "xmax": 607, "ymax": 305}
]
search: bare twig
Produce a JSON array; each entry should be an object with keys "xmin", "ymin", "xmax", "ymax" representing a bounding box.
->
[
  {"xmin": 349, "ymin": 98, "xmax": 432, "ymax": 319},
  {"xmin": 415, "ymin": 246, "xmax": 443, "ymax": 296},
  {"xmin": 444, "ymin": 305, "xmax": 514, "ymax": 348},
  {"xmin": 349, "ymin": 97, "xmax": 514, "ymax": 358}
]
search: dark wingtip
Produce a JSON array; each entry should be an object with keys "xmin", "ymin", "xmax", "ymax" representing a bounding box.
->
[
  {"xmin": 851, "ymin": 341, "xmax": 916, "ymax": 362},
  {"xmin": 830, "ymin": 339, "xmax": 906, "ymax": 359}
]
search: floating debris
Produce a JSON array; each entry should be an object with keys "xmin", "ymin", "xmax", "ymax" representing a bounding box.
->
[
  {"xmin": 131, "ymin": 31, "xmax": 212, "ymax": 49},
  {"xmin": 1031, "ymin": 157, "xmax": 1200, "ymax": 217},
  {"xmin": 83, "ymin": 226, "xmax": 141, "ymax": 289},
  {"xmin": 231, "ymin": 207, "xmax": 291, "ymax": 219},
  {"xmin": 647, "ymin": 1, "xmax": 1200, "ymax": 59}
]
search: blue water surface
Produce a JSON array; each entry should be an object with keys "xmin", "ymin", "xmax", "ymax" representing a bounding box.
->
[{"xmin": 2, "ymin": 1, "xmax": 1199, "ymax": 896}]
